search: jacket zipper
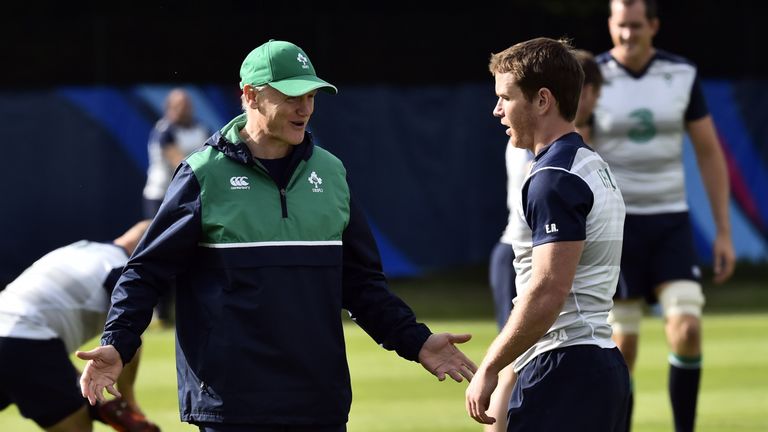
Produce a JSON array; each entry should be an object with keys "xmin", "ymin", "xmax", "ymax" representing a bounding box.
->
[
  {"xmin": 279, "ymin": 187, "xmax": 288, "ymax": 218},
  {"xmin": 252, "ymin": 161, "xmax": 290, "ymax": 219}
]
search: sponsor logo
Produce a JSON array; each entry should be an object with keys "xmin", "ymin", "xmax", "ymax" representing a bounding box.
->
[
  {"xmin": 230, "ymin": 176, "xmax": 250, "ymax": 190},
  {"xmin": 308, "ymin": 171, "xmax": 323, "ymax": 192},
  {"xmin": 545, "ymin": 223, "xmax": 559, "ymax": 234}
]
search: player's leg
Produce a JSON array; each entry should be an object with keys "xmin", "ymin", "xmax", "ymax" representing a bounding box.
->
[
  {"xmin": 652, "ymin": 213, "xmax": 704, "ymax": 432},
  {"xmin": 489, "ymin": 242, "xmax": 516, "ymax": 331},
  {"xmin": 116, "ymin": 345, "xmax": 141, "ymax": 404},
  {"xmin": 97, "ymin": 397, "xmax": 161, "ymax": 432},
  {"xmin": 608, "ymin": 299, "xmax": 642, "ymax": 432},
  {"xmin": 609, "ymin": 300, "xmax": 643, "ymax": 372},
  {"xmin": 143, "ymin": 196, "xmax": 175, "ymax": 329},
  {"xmin": 0, "ymin": 337, "xmax": 93, "ymax": 431},
  {"xmin": 608, "ymin": 214, "xmax": 655, "ymax": 432},
  {"xmin": 485, "ymin": 365, "xmax": 516, "ymax": 432},
  {"xmin": 45, "ymin": 405, "xmax": 92, "ymax": 432},
  {"xmin": 486, "ymin": 241, "xmax": 517, "ymax": 432},
  {"xmin": 95, "ymin": 346, "xmax": 160, "ymax": 432},
  {"xmin": 657, "ymin": 280, "xmax": 704, "ymax": 432}
]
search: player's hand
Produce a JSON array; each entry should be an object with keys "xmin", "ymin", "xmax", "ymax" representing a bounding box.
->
[
  {"xmin": 418, "ymin": 333, "xmax": 476, "ymax": 382},
  {"xmin": 712, "ymin": 232, "xmax": 735, "ymax": 284},
  {"xmin": 76, "ymin": 345, "xmax": 124, "ymax": 405},
  {"xmin": 465, "ymin": 366, "xmax": 498, "ymax": 424}
]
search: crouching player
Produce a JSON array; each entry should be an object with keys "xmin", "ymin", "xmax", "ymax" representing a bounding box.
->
[{"xmin": 0, "ymin": 221, "xmax": 160, "ymax": 432}]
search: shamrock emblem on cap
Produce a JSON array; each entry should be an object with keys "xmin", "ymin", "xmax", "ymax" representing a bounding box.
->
[{"xmin": 297, "ymin": 53, "xmax": 309, "ymax": 69}]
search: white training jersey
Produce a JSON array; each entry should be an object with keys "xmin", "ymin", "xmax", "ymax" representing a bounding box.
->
[
  {"xmin": 593, "ymin": 50, "xmax": 709, "ymax": 215},
  {"xmin": 143, "ymin": 118, "xmax": 209, "ymax": 200},
  {"xmin": 499, "ymin": 143, "xmax": 534, "ymax": 245},
  {"xmin": 0, "ymin": 241, "xmax": 128, "ymax": 353},
  {"xmin": 511, "ymin": 133, "xmax": 625, "ymax": 372}
]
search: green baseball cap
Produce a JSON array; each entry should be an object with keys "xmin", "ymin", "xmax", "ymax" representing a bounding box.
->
[{"xmin": 239, "ymin": 40, "xmax": 338, "ymax": 96}]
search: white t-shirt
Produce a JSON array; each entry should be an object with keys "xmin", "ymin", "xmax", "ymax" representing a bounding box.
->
[
  {"xmin": 593, "ymin": 50, "xmax": 709, "ymax": 215},
  {"xmin": 0, "ymin": 241, "xmax": 128, "ymax": 353},
  {"xmin": 499, "ymin": 143, "xmax": 533, "ymax": 245},
  {"xmin": 143, "ymin": 118, "xmax": 210, "ymax": 201}
]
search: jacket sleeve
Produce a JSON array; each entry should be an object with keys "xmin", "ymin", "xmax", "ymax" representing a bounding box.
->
[
  {"xmin": 341, "ymin": 194, "xmax": 432, "ymax": 362},
  {"xmin": 101, "ymin": 163, "xmax": 202, "ymax": 364}
]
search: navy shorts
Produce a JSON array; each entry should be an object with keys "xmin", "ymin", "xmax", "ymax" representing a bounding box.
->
[
  {"xmin": 507, "ymin": 345, "xmax": 629, "ymax": 432},
  {"xmin": 616, "ymin": 212, "xmax": 701, "ymax": 303},
  {"xmin": 0, "ymin": 337, "xmax": 86, "ymax": 428},
  {"xmin": 489, "ymin": 242, "xmax": 516, "ymax": 329}
]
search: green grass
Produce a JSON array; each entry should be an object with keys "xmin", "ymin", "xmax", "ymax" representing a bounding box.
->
[{"xmin": 1, "ymin": 265, "xmax": 766, "ymax": 431}]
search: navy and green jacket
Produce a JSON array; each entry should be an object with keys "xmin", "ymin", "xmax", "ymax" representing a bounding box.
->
[{"xmin": 102, "ymin": 114, "xmax": 432, "ymax": 425}]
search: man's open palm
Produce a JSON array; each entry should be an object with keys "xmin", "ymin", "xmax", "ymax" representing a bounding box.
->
[
  {"xmin": 77, "ymin": 345, "xmax": 123, "ymax": 405},
  {"xmin": 418, "ymin": 333, "xmax": 477, "ymax": 382}
]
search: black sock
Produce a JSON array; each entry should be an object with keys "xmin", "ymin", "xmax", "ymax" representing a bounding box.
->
[{"xmin": 668, "ymin": 354, "xmax": 701, "ymax": 432}]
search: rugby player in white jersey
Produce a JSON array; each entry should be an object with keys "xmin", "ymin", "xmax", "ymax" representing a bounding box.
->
[
  {"xmin": 0, "ymin": 221, "xmax": 159, "ymax": 432},
  {"xmin": 593, "ymin": 1, "xmax": 735, "ymax": 431},
  {"xmin": 466, "ymin": 37, "xmax": 629, "ymax": 431}
]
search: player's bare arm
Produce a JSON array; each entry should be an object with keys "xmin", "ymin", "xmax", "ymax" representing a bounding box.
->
[
  {"xmin": 465, "ymin": 240, "xmax": 584, "ymax": 424},
  {"xmin": 687, "ymin": 115, "xmax": 736, "ymax": 283}
]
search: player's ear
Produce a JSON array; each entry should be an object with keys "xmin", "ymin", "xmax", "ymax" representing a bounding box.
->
[
  {"xmin": 242, "ymin": 85, "xmax": 260, "ymax": 107},
  {"xmin": 536, "ymin": 88, "xmax": 553, "ymax": 113},
  {"xmin": 649, "ymin": 17, "xmax": 660, "ymax": 36}
]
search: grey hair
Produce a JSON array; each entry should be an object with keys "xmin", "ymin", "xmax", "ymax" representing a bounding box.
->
[{"xmin": 240, "ymin": 85, "xmax": 267, "ymax": 112}]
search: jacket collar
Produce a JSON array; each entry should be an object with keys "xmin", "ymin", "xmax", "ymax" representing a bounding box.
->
[{"xmin": 204, "ymin": 113, "xmax": 315, "ymax": 166}]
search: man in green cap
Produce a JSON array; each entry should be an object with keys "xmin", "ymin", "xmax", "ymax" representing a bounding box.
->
[{"xmin": 77, "ymin": 40, "xmax": 477, "ymax": 432}]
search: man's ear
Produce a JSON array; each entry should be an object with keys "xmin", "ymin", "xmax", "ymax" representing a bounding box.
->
[
  {"xmin": 650, "ymin": 17, "xmax": 660, "ymax": 37},
  {"xmin": 537, "ymin": 88, "xmax": 554, "ymax": 114},
  {"xmin": 242, "ymin": 85, "xmax": 260, "ymax": 107}
]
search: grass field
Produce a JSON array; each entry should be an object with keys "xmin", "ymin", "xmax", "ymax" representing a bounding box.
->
[{"xmin": 1, "ymin": 265, "xmax": 766, "ymax": 431}]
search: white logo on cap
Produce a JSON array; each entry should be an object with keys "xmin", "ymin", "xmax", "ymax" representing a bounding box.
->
[
  {"xmin": 297, "ymin": 53, "xmax": 310, "ymax": 69},
  {"xmin": 308, "ymin": 171, "xmax": 323, "ymax": 192}
]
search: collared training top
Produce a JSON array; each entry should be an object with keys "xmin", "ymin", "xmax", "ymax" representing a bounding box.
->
[
  {"xmin": 510, "ymin": 132, "xmax": 626, "ymax": 372},
  {"xmin": 0, "ymin": 241, "xmax": 128, "ymax": 353},
  {"xmin": 593, "ymin": 50, "xmax": 709, "ymax": 215}
]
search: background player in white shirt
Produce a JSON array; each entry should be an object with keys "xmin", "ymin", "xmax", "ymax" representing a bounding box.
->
[
  {"xmin": 593, "ymin": 1, "xmax": 736, "ymax": 431},
  {"xmin": 0, "ymin": 220, "xmax": 158, "ymax": 432},
  {"xmin": 467, "ymin": 37, "xmax": 628, "ymax": 432},
  {"xmin": 142, "ymin": 88, "xmax": 210, "ymax": 329},
  {"xmin": 143, "ymin": 88, "xmax": 210, "ymax": 219}
]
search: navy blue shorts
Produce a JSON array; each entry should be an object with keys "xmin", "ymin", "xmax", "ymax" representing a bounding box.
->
[
  {"xmin": 489, "ymin": 242, "xmax": 516, "ymax": 329},
  {"xmin": 0, "ymin": 337, "xmax": 86, "ymax": 428},
  {"xmin": 507, "ymin": 345, "xmax": 629, "ymax": 432},
  {"xmin": 616, "ymin": 212, "xmax": 701, "ymax": 303},
  {"xmin": 197, "ymin": 424, "xmax": 345, "ymax": 432}
]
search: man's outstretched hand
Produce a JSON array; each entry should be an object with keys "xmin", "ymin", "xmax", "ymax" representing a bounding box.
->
[
  {"xmin": 418, "ymin": 333, "xmax": 477, "ymax": 382},
  {"xmin": 76, "ymin": 345, "xmax": 123, "ymax": 405}
]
